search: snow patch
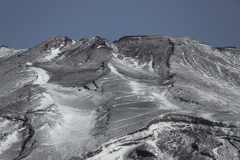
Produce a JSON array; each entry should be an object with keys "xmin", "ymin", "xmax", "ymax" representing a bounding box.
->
[
  {"xmin": 108, "ymin": 62, "xmax": 126, "ymax": 78},
  {"xmin": 0, "ymin": 119, "xmax": 11, "ymax": 129},
  {"xmin": 45, "ymin": 48, "xmax": 61, "ymax": 61},
  {"xmin": 36, "ymin": 93, "xmax": 54, "ymax": 110},
  {"xmin": 111, "ymin": 52, "xmax": 146, "ymax": 71},
  {"xmin": 0, "ymin": 118, "xmax": 22, "ymax": 137},
  {"xmin": 151, "ymin": 91, "xmax": 179, "ymax": 110},
  {"xmin": 0, "ymin": 47, "xmax": 26, "ymax": 58},
  {"xmin": 85, "ymin": 121, "xmax": 175, "ymax": 160},
  {"xmin": 26, "ymin": 62, "xmax": 33, "ymax": 66},
  {"xmin": 148, "ymin": 58, "xmax": 155, "ymax": 72},
  {"xmin": 127, "ymin": 79, "xmax": 179, "ymax": 110},
  {"xmin": 0, "ymin": 47, "xmax": 12, "ymax": 58},
  {"xmin": 33, "ymin": 82, "xmax": 101, "ymax": 154},
  {"xmin": 128, "ymin": 81, "xmax": 143, "ymax": 94},
  {"xmin": 31, "ymin": 67, "xmax": 50, "ymax": 85},
  {"xmin": 49, "ymin": 105, "xmax": 95, "ymax": 145},
  {"xmin": 0, "ymin": 130, "xmax": 20, "ymax": 154},
  {"xmin": 72, "ymin": 40, "xmax": 76, "ymax": 45},
  {"xmin": 107, "ymin": 42, "xmax": 118, "ymax": 53}
]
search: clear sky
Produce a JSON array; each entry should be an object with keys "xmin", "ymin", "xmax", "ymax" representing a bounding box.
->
[{"xmin": 0, "ymin": 0, "xmax": 240, "ymax": 50}]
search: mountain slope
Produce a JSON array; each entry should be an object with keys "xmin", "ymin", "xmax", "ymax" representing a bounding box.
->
[{"xmin": 0, "ymin": 35, "xmax": 239, "ymax": 160}]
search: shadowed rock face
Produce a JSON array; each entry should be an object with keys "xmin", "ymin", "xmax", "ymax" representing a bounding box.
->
[{"xmin": 0, "ymin": 35, "xmax": 240, "ymax": 160}]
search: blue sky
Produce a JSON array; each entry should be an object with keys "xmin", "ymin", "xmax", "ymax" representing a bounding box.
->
[{"xmin": 0, "ymin": 0, "xmax": 240, "ymax": 49}]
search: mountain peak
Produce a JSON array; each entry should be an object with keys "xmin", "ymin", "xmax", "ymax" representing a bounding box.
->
[{"xmin": 40, "ymin": 35, "xmax": 73, "ymax": 52}]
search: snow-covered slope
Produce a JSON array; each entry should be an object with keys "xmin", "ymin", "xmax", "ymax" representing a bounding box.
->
[{"xmin": 0, "ymin": 35, "xmax": 240, "ymax": 160}]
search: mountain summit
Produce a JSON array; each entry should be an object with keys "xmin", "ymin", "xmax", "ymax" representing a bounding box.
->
[{"xmin": 0, "ymin": 35, "xmax": 240, "ymax": 160}]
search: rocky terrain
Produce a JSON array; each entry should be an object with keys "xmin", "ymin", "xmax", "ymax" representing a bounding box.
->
[{"xmin": 0, "ymin": 35, "xmax": 240, "ymax": 160}]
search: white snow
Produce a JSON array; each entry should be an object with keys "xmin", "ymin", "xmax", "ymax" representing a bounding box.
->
[
  {"xmin": 128, "ymin": 81, "xmax": 143, "ymax": 94},
  {"xmin": 72, "ymin": 40, "xmax": 76, "ymax": 45},
  {"xmin": 0, "ymin": 130, "xmax": 20, "ymax": 154},
  {"xmin": 212, "ymin": 139, "xmax": 224, "ymax": 157},
  {"xmin": 0, "ymin": 47, "xmax": 27, "ymax": 58},
  {"xmin": 128, "ymin": 79, "xmax": 179, "ymax": 110},
  {"xmin": 108, "ymin": 62, "xmax": 126, "ymax": 78},
  {"xmin": 49, "ymin": 105, "xmax": 95, "ymax": 145},
  {"xmin": 111, "ymin": 52, "xmax": 146, "ymax": 71},
  {"xmin": 29, "ymin": 80, "xmax": 103, "ymax": 158},
  {"xmin": 0, "ymin": 47, "xmax": 12, "ymax": 58},
  {"xmin": 148, "ymin": 58, "xmax": 155, "ymax": 72},
  {"xmin": 36, "ymin": 93, "xmax": 54, "ymax": 110},
  {"xmin": 109, "ymin": 112, "xmax": 156, "ymax": 128},
  {"xmin": 182, "ymin": 52, "xmax": 192, "ymax": 69},
  {"xmin": 0, "ymin": 119, "xmax": 11, "ymax": 129},
  {"xmin": 112, "ymin": 52, "xmax": 119, "ymax": 59},
  {"xmin": 199, "ymin": 112, "xmax": 214, "ymax": 120},
  {"xmin": 151, "ymin": 91, "xmax": 179, "ymax": 110},
  {"xmin": 31, "ymin": 67, "xmax": 50, "ymax": 85},
  {"xmin": 85, "ymin": 121, "xmax": 175, "ymax": 160},
  {"xmin": 45, "ymin": 48, "xmax": 61, "ymax": 61},
  {"xmin": 0, "ymin": 118, "xmax": 22, "ymax": 136},
  {"xmin": 109, "ymin": 61, "xmax": 179, "ymax": 110},
  {"xmin": 107, "ymin": 42, "xmax": 118, "ymax": 53},
  {"xmin": 192, "ymin": 56, "xmax": 209, "ymax": 77},
  {"xmin": 25, "ymin": 62, "xmax": 33, "ymax": 66}
]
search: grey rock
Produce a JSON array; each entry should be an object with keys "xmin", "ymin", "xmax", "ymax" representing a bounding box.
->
[{"xmin": 0, "ymin": 35, "xmax": 240, "ymax": 160}]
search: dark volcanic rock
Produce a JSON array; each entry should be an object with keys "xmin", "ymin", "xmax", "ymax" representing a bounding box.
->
[{"xmin": 0, "ymin": 35, "xmax": 240, "ymax": 160}]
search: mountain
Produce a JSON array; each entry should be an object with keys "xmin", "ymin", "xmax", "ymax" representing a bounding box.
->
[{"xmin": 0, "ymin": 35, "xmax": 240, "ymax": 160}]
